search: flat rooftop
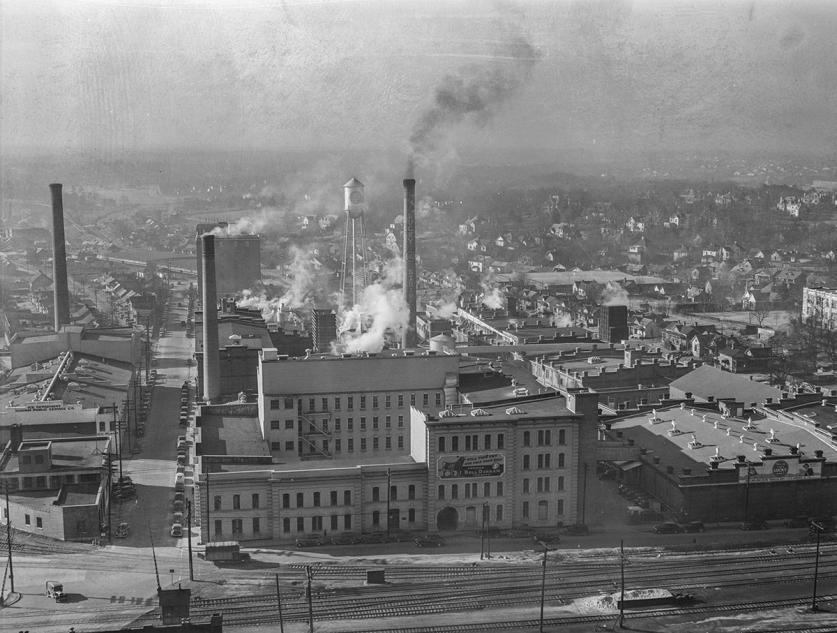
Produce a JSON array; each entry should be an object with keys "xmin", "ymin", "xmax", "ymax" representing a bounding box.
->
[
  {"xmin": 199, "ymin": 412, "xmax": 270, "ymax": 457},
  {"xmin": 1, "ymin": 436, "xmax": 110, "ymax": 474},
  {"xmin": 610, "ymin": 405, "xmax": 837, "ymax": 473},
  {"xmin": 428, "ymin": 395, "xmax": 573, "ymax": 424}
]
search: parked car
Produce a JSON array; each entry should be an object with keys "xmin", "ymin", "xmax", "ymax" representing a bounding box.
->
[
  {"xmin": 414, "ymin": 534, "xmax": 446, "ymax": 547},
  {"xmin": 170, "ymin": 523, "xmax": 183, "ymax": 537},
  {"xmin": 683, "ymin": 521, "xmax": 705, "ymax": 533},
  {"xmin": 115, "ymin": 522, "xmax": 129, "ymax": 538},
  {"xmin": 653, "ymin": 522, "xmax": 684, "ymax": 534},
  {"xmin": 295, "ymin": 535, "xmax": 324, "ymax": 548},
  {"xmin": 45, "ymin": 580, "xmax": 67, "ymax": 602},
  {"xmin": 739, "ymin": 519, "xmax": 769, "ymax": 531}
]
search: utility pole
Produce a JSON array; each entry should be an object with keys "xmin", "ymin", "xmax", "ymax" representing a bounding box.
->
[
  {"xmin": 306, "ymin": 565, "xmax": 314, "ymax": 633},
  {"xmin": 113, "ymin": 403, "xmax": 123, "ymax": 481},
  {"xmin": 537, "ymin": 539, "xmax": 548, "ymax": 633},
  {"xmin": 480, "ymin": 504, "xmax": 486, "ymax": 560},
  {"xmin": 811, "ymin": 520, "xmax": 823, "ymax": 611},
  {"xmin": 187, "ymin": 499, "xmax": 194, "ymax": 581},
  {"xmin": 581, "ymin": 463, "xmax": 588, "ymax": 525},
  {"xmin": 205, "ymin": 472, "xmax": 211, "ymax": 545},
  {"xmin": 619, "ymin": 539, "xmax": 626, "ymax": 628},
  {"xmin": 4, "ymin": 482, "xmax": 14, "ymax": 593},
  {"xmin": 275, "ymin": 573, "xmax": 286, "ymax": 633},
  {"xmin": 106, "ymin": 451, "xmax": 113, "ymax": 544},
  {"xmin": 386, "ymin": 468, "xmax": 392, "ymax": 540}
]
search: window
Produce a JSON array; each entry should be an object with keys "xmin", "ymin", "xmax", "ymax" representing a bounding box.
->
[
  {"xmin": 283, "ymin": 493, "xmax": 290, "ymax": 509},
  {"xmin": 544, "ymin": 430, "xmax": 552, "ymax": 445},
  {"xmin": 523, "ymin": 455, "xmax": 530, "ymax": 470},
  {"xmin": 558, "ymin": 453, "xmax": 565, "ymax": 468},
  {"xmin": 438, "ymin": 437, "xmax": 446, "ymax": 452},
  {"xmin": 344, "ymin": 490, "xmax": 352, "ymax": 505},
  {"xmin": 484, "ymin": 482, "xmax": 491, "ymax": 497},
  {"xmin": 538, "ymin": 500, "xmax": 548, "ymax": 521},
  {"xmin": 484, "ymin": 434, "xmax": 491, "ymax": 450},
  {"xmin": 322, "ymin": 439, "xmax": 328, "ymax": 452},
  {"xmin": 522, "ymin": 502, "xmax": 529, "ymax": 519},
  {"xmin": 408, "ymin": 484, "xmax": 416, "ymax": 500},
  {"xmin": 308, "ymin": 398, "xmax": 315, "ymax": 412},
  {"xmin": 233, "ymin": 494, "xmax": 241, "ymax": 510},
  {"xmin": 35, "ymin": 476, "xmax": 46, "ymax": 488},
  {"xmin": 313, "ymin": 492, "xmax": 321, "ymax": 507},
  {"xmin": 465, "ymin": 435, "xmax": 471, "ymax": 451},
  {"xmin": 322, "ymin": 419, "xmax": 329, "ymax": 432},
  {"xmin": 335, "ymin": 418, "xmax": 341, "ymax": 431},
  {"xmin": 360, "ymin": 438, "xmax": 367, "ymax": 451},
  {"xmin": 312, "ymin": 516, "xmax": 323, "ymax": 531},
  {"xmin": 271, "ymin": 420, "xmax": 281, "ymax": 430},
  {"xmin": 347, "ymin": 418, "xmax": 354, "ymax": 431},
  {"xmin": 496, "ymin": 504, "xmax": 503, "ymax": 521},
  {"xmin": 372, "ymin": 487, "xmax": 380, "ymax": 502},
  {"xmin": 284, "ymin": 397, "xmax": 294, "ymax": 409},
  {"xmin": 537, "ymin": 454, "xmax": 544, "ymax": 469},
  {"xmin": 558, "ymin": 476, "xmax": 564, "ymax": 491},
  {"xmin": 344, "ymin": 514, "xmax": 352, "ymax": 529},
  {"xmin": 252, "ymin": 494, "xmax": 260, "ymax": 509},
  {"xmin": 497, "ymin": 481, "xmax": 503, "ymax": 496},
  {"xmin": 25, "ymin": 514, "xmax": 31, "ymax": 525},
  {"xmin": 398, "ymin": 415, "xmax": 404, "ymax": 428},
  {"xmin": 372, "ymin": 511, "xmax": 380, "ymax": 527},
  {"xmin": 373, "ymin": 437, "xmax": 379, "ymax": 450},
  {"xmin": 371, "ymin": 417, "xmax": 377, "ymax": 430},
  {"xmin": 296, "ymin": 517, "xmax": 304, "ymax": 532},
  {"xmin": 438, "ymin": 485, "xmax": 445, "ymax": 499},
  {"xmin": 36, "ymin": 517, "xmax": 43, "ymax": 528},
  {"xmin": 397, "ymin": 436, "xmax": 404, "ymax": 449},
  {"xmin": 523, "ymin": 431, "xmax": 531, "ymax": 447},
  {"xmin": 545, "ymin": 454, "xmax": 552, "ymax": 468},
  {"xmin": 398, "ymin": 394, "xmax": 404, "ymax": 408},
  {"xmin": 296, "ymin": 492, "xmax": 304, "ymax": 508},
  {"xmin": 422, "ymin": 393, "xmax": 429, "ymax": 407},
  {"xmin": 523, "ymin": 479, "xmax": 530, "ymax": 493},
  {"xmin": 285, "ymin": 441, "xmax": 295, "ymax": 452},
  {"xmin": 385, "ymin": 395, "xmax": 391, "ymax": 408},
  {"xmin": 331, "ymin": 491, "xmax": 338, "ymax": 506},
  {"xmin": 360, "ymin": 395, "xmax": 366, "ymax": 409},
  {"xmin": 390, "ymin": 485, "xmax": 397, "ymax": 501},
  {"xmin": 270, "ymin": 399, "xmax": 281, "ymax": 410},
  {"xmin": 537, "ymin": 430, "xmax": 544, "ymax": 446},
  {"xmin": 347, "ymin": 396, "xmax": 354, "ymax": 410},
  {"xmin": 322, "ymin": 397, "xmax": 328, "ymax": 411},
  {"xmin": 271, "ymin": 441, "xmax": 281, "ymax": 450},
  {"xmin": 23, "ymin": 477, "xmax": 32, "ymax": 488},
  {"xmin": 410, "ymin": 393, "xmax": 416, "ymax": 407},
  {"xmin": 214, "ymin": 519, "xmax": 222, "ymax": 535},
  {"xmin": 465, "ymin": 484, "xmax": 471, "ymax": 498},
  {"xmin": 214, "ymin": 496, "xmax": 222, "ymax": 511},
  {"xmin": 385, "ymin": 415, "xmax": 391, "ymax": 428},
  {"xmin": 452, "ymin": 436, "xmax": 459, "ymax": 451},
  {"xmin": 253, "ymin": 517, "xmax": 261, "ymax": 534},
  {"xmin": 334, "ymin": 397, "xmax": 341, "ymax": 410},
  {"xmin": 372, "ymin": 395, "xmax": 378, "ymax": 409},
  {"xmin": 283, "ymin": 518, "xmax": 291, "ymax": 533},
  {"xmin": 232, "ymin": 519, "xmax": 243, "ymax": 535},
  {"xmin": 497, "ymin": 434, "xmax": 504, "ymax": 449},
  {"xmin": 22, "ymin": 455, "xmax": 32, "ymax": 465},
  {"xmin": 335, "ymin": 439, "xmax": 341, "ymax": 453},
  {"xmin": 348, "ymin": 438, "xmax": 354, "ymax": 452},
  {"xmin": 385, "ymin": 437, "xmax": 392, "ymax": 450},
  {"xmin": 435, "ymin": 393, "xmax": 442, "ymax": 406},
  {"xmin": 557, "ymin": 499, "xmax": 564, "ymax": 515},
  {"xmin": 331, "ymin": 515, "xmax": 338, "ymax": 530},
  {"xmin": 285, "ymin": 419, "xmax": 294, "ymax": 429},
  {"xmin": 451, "ymin": 484, "xmax": 458, "ymax": 499},
  {"xmin": 408, "ymin": 508, "xmax": 416, "ymax": 522}
]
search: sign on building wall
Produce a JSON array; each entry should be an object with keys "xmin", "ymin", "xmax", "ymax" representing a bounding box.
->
[
  {"xmin": 738, "ymin": 457, "xmax": 822, "ymax": 483},
  {"xmin": 437, "ymin": 453, "xmax": 505, "ymax": 478}
]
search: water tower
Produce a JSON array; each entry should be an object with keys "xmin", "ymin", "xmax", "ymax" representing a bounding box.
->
[{"xmin": 340, "ymin": 177, "xmax": 368, "ymax": 307}]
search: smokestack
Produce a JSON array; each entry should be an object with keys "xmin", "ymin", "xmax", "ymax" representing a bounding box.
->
[
  {"xmin": 402, "ymin": 178, "xmax": 417, "ymax": 349},
  {"xmin": 201, "ymin": 234, "xmax": 221, "ymax": 403},
  {"xmin": 50, "ymin": 183, "xmax": 70, "ymax": 332}
]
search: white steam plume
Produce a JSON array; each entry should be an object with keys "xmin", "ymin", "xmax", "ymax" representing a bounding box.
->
[
  {"xmin": 601, "ymin": 282, "xmax": 630, "ymax": 307},
  {"xmin": 480, "ymin": 272, "xmax": 505, "ymax": 310}
]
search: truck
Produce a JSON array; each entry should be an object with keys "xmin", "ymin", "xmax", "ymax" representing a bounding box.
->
[
  {"xmin": 46, "ymin": 580, "xmax": 67, "ymax": 602},
  {"xmin": 199, "ymin": 541, "xmax": 250, "ymax": 562}
]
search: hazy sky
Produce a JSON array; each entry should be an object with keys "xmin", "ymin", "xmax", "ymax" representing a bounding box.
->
[{"xmin": 2, "ymin": 0, "xmax": 836, "ymax": 161}]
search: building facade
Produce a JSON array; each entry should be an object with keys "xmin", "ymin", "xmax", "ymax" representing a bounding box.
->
[{"xmin": 802, "ymin": 287, "xmax": 837, "ymax": 330}]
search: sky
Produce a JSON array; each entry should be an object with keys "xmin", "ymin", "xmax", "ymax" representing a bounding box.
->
[{"xmin": 2, "ymin": 0, "xmax": 837, "ymax": 162}]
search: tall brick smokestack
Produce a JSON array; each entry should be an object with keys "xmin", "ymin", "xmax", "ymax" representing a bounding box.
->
[
  {"xmin": 49, "ymin": 183, "xmax": 70, "ymax": 332},
  {"xmin": 201, "ymin": 234, "xmax": 221, "ymax": 403},
  {"xmin": 402, "ymin": 178, "xmax": 417, "ymax": 348}
]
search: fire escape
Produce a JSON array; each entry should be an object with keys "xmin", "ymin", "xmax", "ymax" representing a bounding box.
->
[{"xmin": 298, "ymin": 406, "xmax": 333, "ymax": 460}]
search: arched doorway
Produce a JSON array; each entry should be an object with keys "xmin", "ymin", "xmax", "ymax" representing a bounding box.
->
[{"xmin": 436, "ymin": 506, "xmax": 459, "ymax": 532}]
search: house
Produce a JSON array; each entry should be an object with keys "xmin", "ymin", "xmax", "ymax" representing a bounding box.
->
[
  {"xmin": 664, "ymin": 214, "xmax": 682, "ymax": 228},
  {"xmin": 716, "ymin": 343, "xmax": 772, "ymax": 373},
  {"xmin": 467, "ymin": 239, "xmax": 486, "ymax": 253},
  {"xmin": 629, "ymin": 315, "xmax": 670, "ymax": 339},
  {"xmin": 662, "ymin": 322, "xmax": 718, "ymax": 354},
  {"xmin": 626, "ymin": 216, "xmax": 646, "ymax": 233}
]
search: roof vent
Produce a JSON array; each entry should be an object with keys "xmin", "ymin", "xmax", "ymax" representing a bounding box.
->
[
  {"xmin": 505, "ymin": 406, "xmax": 525, "ymax": 415},
  {"xmin": 439, "ymin": 409, "xmax": 461, "ymax": 418},
  {"xmin": 470, "ymin": 408, "xmax": 491, "ymax": 417}
]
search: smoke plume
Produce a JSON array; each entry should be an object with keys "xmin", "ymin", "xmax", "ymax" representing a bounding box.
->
[
  {"xmin": 408, "ymin": 30, "xmax": 541, "ymax": 168},
  {"xmin": 601, "ymin": 282, "xmax": 630, "ymax": 306},
  {"xmin": 480, "ymin": 272, "xmax": 505, "ymax": 310}
]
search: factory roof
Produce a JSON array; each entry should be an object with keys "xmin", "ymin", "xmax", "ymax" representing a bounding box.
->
[
  {"xmin": 427, "ymin": 395, "xmax": 573, "ymax": 424},
  {"xmin": 198, "ymin": 411, "xmax": 270, "ymax": 457},
  {"xmin": 669, "ymin": 365, "xmax": 783, "ymax": 406},
  {"xmin": 609, "ymin": 405, "xmax": 837, "ymax": 473},
  {"xmin": 1, "ymin": 436, "xmax": 110, "ymax": 474}
]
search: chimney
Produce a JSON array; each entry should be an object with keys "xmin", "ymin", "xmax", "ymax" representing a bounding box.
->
[
  {"xmin": 50, "ymin": 183, "xmax": 70, "ymax": 332},
  {"xmin": 201, "ymin": 234, "xmax": 221, "ymax": 403},
  {"xmin": 402, "ymin": 178, "xmax": 417, "ymax": 348}
]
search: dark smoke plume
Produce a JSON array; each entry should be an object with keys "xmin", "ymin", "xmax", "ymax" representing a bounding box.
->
[{"xmin": 408, "ymin": 33, "xmax": 540, "ymax": 169}]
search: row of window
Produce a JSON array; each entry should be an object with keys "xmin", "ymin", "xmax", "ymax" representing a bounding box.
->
[
  {"xmin": 213, "ymin": 493, "xmax": 261, "ymax": 511},
  {"xmin": 438, "ymin": 481, "xmax": 503, "ymax": 499},
  {"xmin": 270, "ymin": 416, "xmax": 406, "ymax": 432},
  {"xmin": 522, "ymin": 476, "xmax": 564, "ymax": 493},
  {"xmin": 522, "ymin": 499, "xmax": 564, "ymax": 520},
  {"xmin": 213, "ymin": 517, "xmax": 261, "ymax": 536},
  {"xmin": 438, "ymin": 433, "xmax": 505, "ymax": 453},
  {"xmin": 270, "ymin": 392, "xmax": 440, "ymax": 412},
  {"xmin": 5, "ymin": 472, "xmax": 98, "ymax": 491},
  {"xmin": 270, "ymin": 436, "xmax": 405, "ymax": 454},
  {"xmin": 522, "ymin": 453, "xmax": 566, "ymax": 470},
  {"xmin": 522, "ymin": 429, "xmax": 567, "ymax": 447},
  {"xmin": 277, "ymin": 486, "xmax": 417, "ymax": 509}
]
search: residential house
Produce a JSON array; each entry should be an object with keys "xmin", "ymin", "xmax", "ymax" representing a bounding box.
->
[{"xmin": 716, "ymin": 342, "xmax": 772, "ymax": 373}]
